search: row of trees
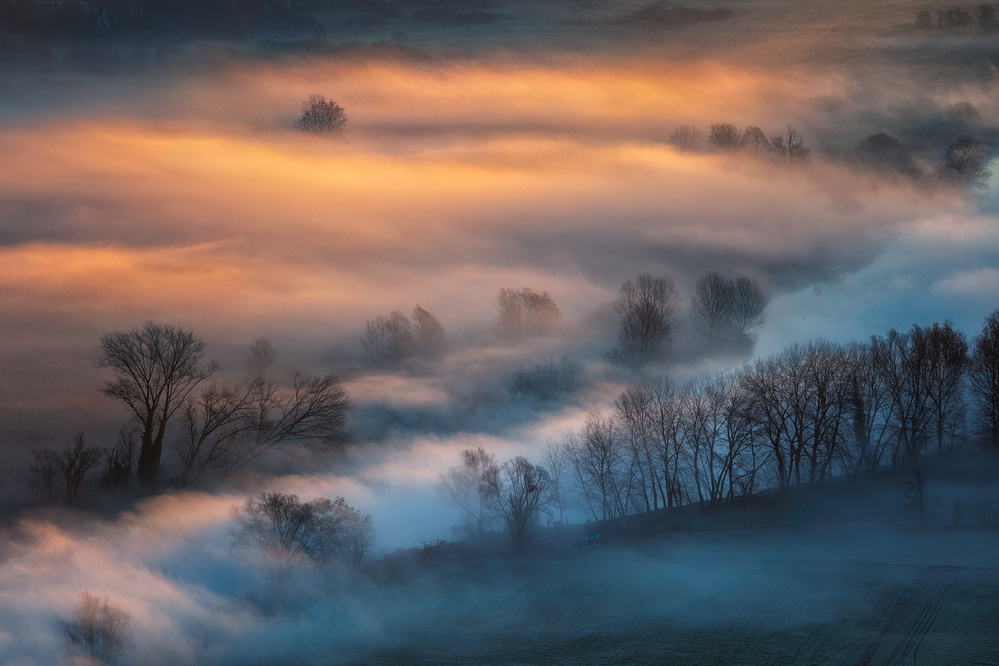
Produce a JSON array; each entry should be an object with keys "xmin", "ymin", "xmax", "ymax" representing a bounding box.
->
[
  {"xmin": 498, "ymin": 287, "xmax": 562, "ymax": 340},
  {"xmin": 668, "ymin": 123, "xmax": 810, "ymax": 163},
  {"xmin": 916, "ymin": 5, "xmax": 998, "ymax": 29},
  {"xmin": 361, "ymin": 305, "xmax": 445, "ymax": 368},
  {"xmin": 612, "ymin": 272, "xmax": 767, "ymax": 366},
  {"xmin": 446, "ymin": 312, "xmax": 999, "ymax": 534},
  {"xmin": 28, "ymin": 322, "xmax": 353, "ymax": 500}
]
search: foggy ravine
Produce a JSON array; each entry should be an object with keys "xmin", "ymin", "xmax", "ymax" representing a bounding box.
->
[{"xmin": 2, "ymin": 0, "xmax": 999, "ymax": 662}]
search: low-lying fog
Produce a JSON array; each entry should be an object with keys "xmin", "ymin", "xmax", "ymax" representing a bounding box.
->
[{"xmin": 2, "ymin": 0, "xmax": 999, "ymax": 661}]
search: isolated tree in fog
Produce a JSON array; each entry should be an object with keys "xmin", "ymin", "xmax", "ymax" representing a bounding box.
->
[
  {"xmin": 57, "ymin": 591, "xmax": 135, "ymax": 665},
  {"xmin": 246, "ymin": 336, "xmax": 279, "ymax": 379},
  {"xmin": 98, "ymin": 321, "xmax": 218, "ymax": 486},
  {"xmin": 295, "ymin": 94, "xmax": 347, "ymax": 134},
  {"xmin": 612, "ymin": 273, "xmax": 681, "ymax": 366},
  {"xmin": 232, "ymin": 491, "xmax": 374, "ymax": 567},
  {"xmin": 969, "ymin": 310, "xmax": 999, "ymax": 446},
  {"xmin": 939, "ymin": 136, "xmax": 993, "ymax": 188},
  {"xmin": 496, "ymin": 456, "xmax": 552, "ymax": 549},
  {"xmin": 667, "ymin": 124, "xmax": 701, "ymax": 152},
  {"xmin": 437, "ymin": 447, "xmax": 500, "ymax": 536},
  {"xmin": 498, "ymin": 287, "xmax": 561, "ymax": 339},
  {"xmin": 29, "ymin": 432, "xmax": 102, "ymax": 504},
  {"xmin": 902, "ymin": 471, "xmax": 934, "ymax": 527}
]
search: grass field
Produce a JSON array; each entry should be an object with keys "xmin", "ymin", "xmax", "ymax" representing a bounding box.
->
[{"xmin": 338, "ymin": 525, "xmax": 999, "ymax": 665}]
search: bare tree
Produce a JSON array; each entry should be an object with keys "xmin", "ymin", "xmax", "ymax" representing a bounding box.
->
[
  {"xmin": 565, "ymin": 413, "xmax": 628, "ymax": 521},
  {"xmin": 231, "ymin": 491, "xmax": 373, "ymax": 567},
  {"xmin": 436, "ymin": 447, "xmax": 500, "ymax": 537},
  {"xmin": 498, "ymin": 287, "xmax": 561, "ymax": 339},
  {"xmin": 495, "ymin": 456, "xmax": 552, "ymax": 550},
  {"xmin": 741, "ymin": 125, "xmax": 770, "ymax": 154},
  {"xmin": 245, "ymin": 337, "xmax": 279, "ymax": 379},
  {"xmin": 232, "ymin": 491, "xmax": 314, "ymax": 561},
  {"xmin": 29, "ymin": 432, "xmax": 102, "ymax": 504},
  {"xmin": 872, "ymin": 327, "xmax": 933, "ymax": 467},
  {"xmin": 770, "ymin": 125, "xmax": 809, "ymax": 162},
  {"xmin": 924, "ymin": 321, "xmax": 969, "ymax": 454},
  {"xmin": 98, "ymin": 321, "xmax": 218, "ymax": 486},
  {"xmin": 731, "ymin": 276, "xmax": 768, "ymax": 339},
  {"xmin": 708, "ymin": 123, "xmax": 741, "ymax": 151},
  {"xmin": 57, "ymin": 591, "xmax": 135, "ymax": 665},
  {"xmin": 667, "ymin": 124, "xmax": 701, "ymax": 152},
  {"xmin": 612, "ymin": 273, "xmax": 681, "ymax": 366},
  {"xmin": 412, "ymin": 304, "xmax": 446, "ymax": 358},
  {"xmin": 295, "ymin": 94, "xmax": 347, "ymax": 134},
  {"xmin": 969, "ymin": 310, "xmax": 999, "ymax": 446},
  {"xmin": 362, "ymin": 311, "xmax": 415, "ymax": 368},
  {"xmin": 232, "ymin": 372, "xmax": 352, "ymax": 473},
  {"xmin": 174, "ymin": 382, "xmax": 254, "ymax": 484},
  {"xmin": 690, "ymin": 271, "xmax": 735, "ymax": 341},
  {"xmin": 103, "ymin": 423, "xmax": 137, "ymax": 492},
  {"xmin": 174, "ymin": 339, "xmax": 351, "ymax": 482},
  {"xmin": 902, "ymin": 471, "xmax": 935, "ymax": 527},
  {"xmin": 539, "ymin": 441, "xmax": 569, "ymax": 525},
  {"xmin": 938, "ymin": 136, "xmax": 993, "ymax": 189}
]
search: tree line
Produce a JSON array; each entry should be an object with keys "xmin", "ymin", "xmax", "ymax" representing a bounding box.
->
[
  {"xmin": 440, "ymin": 311, "xmax": 999, "ymax": 538},
  {"xmin": 915, "ymin": 5, "xmax": 999, "ymax": 29},
  {"xmin": 668, "ymin": 123, "xmax": 810, "ymax": 163}
]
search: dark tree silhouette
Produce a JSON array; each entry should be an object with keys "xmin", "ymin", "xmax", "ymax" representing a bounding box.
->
[
  {"xmin": 295, "ymin": 94, "xmax": 347, "ymax": 134},
  {"xmin": 924, "ymin": 321, "xmax": 969, "ymax": 454},
  {"xmin": 770, "ymin": 125, "xmax": 809, "ymax": 162},
  {"xmin": 731, "ymin": 276, "xmax": 768, "ymax": 339},
  {"xmin": 98, "ymin": 321, "xmax": 218, "ymax": 487},
  {"xmin": 709, "ymin": 123, "xmax": 741, "ymax": 151},
  {"xmin": 57, "ymin": 591, "xmax": 135, "ymax": 665},
  {"xmin": 969, "ymin": 310, "xmax": 999, "ymax": 446},
  {"xmin": 690, "ymin": 271, "xmax": 735, "ymax": 341},
  {"xmin": 30, "ymin": 432, "xmax": 103, "ymax": 504},
  {"xmin": 939, "ymin": 136, "xmax": 993, "ymax": 189},
  {"xmin": 495, "ymin": 456, "xmax": 552, "ymax": 550},
  {"xmin": 612, "ymin": 273, "xmax": 681, "ymax": 366},
  {"xmin": 231, "ymin": 491, "xmax": 375, "ymax": 567},
  {"xmin": 902, "ymin": 471, "xmax": 934, "ymax": 527}
]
